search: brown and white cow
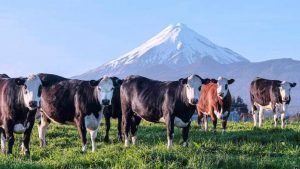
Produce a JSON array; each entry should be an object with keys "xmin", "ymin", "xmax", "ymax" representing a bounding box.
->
[
  {"xmin": 197, "ymin": 77, "xmax": 235, "ymax": 133},
  {"xmin": 250, "ymin": 77, "xmax": 296, "ymax": 128},
  {"xmin": 0, "ymin": 74, "xmax": 44, "ymax": 155}
]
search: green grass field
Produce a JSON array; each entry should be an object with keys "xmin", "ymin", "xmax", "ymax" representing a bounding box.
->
[{"xmin": 0, "ymin": 120, "xmax": 299, "ymax": 169}]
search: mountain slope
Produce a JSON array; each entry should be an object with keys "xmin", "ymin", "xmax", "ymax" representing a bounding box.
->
[{"xmin": 75, "ymin": 23, "xmax": 249, "ymax": 80}]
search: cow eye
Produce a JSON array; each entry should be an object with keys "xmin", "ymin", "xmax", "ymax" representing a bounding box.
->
[
  {"xmin": 24, "ymin": 85, "xmax": 27, "ymax": 89},
  {"xmin": 225, "ymin": 84, "xmax": 228, "ymax": 90},
  {"xmin": 111, "ymin": 87, "xmax": 114, "ymax": 91},
  {"xmin": 198, "ymin": 86, "xmax": 201, "ymax": 91}
]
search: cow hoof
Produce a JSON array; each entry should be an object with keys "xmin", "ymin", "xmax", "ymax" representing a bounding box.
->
[
  {"xmin": 24, "ymin": 150, "xmax": 30, "ymax": 156},
  {"xmin": 182, "ymin": 142, "xmax": 188, "ymax": 147},
  {"xmin": 103, "ymin": 136, "xmax": 109, "ymax": 143},
  {"xmin": 39, "ymin": 139, "xmax": 46, "ymax": 147}
]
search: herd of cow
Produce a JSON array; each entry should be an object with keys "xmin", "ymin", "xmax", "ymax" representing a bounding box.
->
[{"xmin": 0, "ymin": 73, "xmax": 296, "ymax": 155}]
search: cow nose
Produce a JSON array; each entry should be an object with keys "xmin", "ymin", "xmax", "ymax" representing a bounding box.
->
[
  {"xmin": 29, "ymin": 101, "xmax": 37, "ymax": 108},
  {"xmin": 219, "ymin": 93, "xmax": 224, "ymax": 97},
  {"xmin": 102, "ymin": 99, "xmax": 110, "ymax": 106},
  {"xmin": 191, "ymin": 98, "xmax": 198, "ymax": 104}
]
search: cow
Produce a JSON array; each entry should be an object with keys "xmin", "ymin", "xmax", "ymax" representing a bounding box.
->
[
  {"xmin": 102, "ymin": 77, "xmax": 123, "ymax": 142},
  {"xmin": 0, "ymin": 74, "xmax": 43, "ymax": 155},
  {"xmin": 37, "ymin": 73, "xmax": 119, "ymax": 152},
  {"xmin": 250, "ymin": 77, "xmax": 296, "ymax": 128},
  {"xmin": 197, "ymin": 77, "xmax": 235, "ymax": 133},
  {"xmin": 120, "ymin": 75, "xmax": 210, "ymax": 148},
  {"xmin": 0, "ymin": 74, "xmax": 9, "ymax": 78}
]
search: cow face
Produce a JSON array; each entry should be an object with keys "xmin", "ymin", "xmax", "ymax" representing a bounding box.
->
[
  {"xmin": 279, "ymin": 81, "xmax": 297, "ymax": 102},
  {"xmin": 181, "ymin": 75, "xmax": 210, "ymax": 105},
  {"xmin": 90, "ymin": 76, "xmax": 115, "ymax": 106},
  {"xmin": 15, "ymin": 75, "xmax": 42, "ymax": 110},
  {"xmin": 211, "ymin": 77, "xmax": 235, "ymax": 99}
]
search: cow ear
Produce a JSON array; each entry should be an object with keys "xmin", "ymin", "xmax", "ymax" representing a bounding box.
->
[
  {"xmin": 15, "ymin": 78, "xmax": 26, "ymax": 86},
  {"xmin": 202, "ymin": 78, "xmax": 210, "ymax": 85},
  {"xmin": 113, "ymin": 78, "xmax": 123, "ymax": 87},
  {"xmin": 90, "ymin": 80, "xmax": 100, "ymax": 87},
  {"xmin": 210, "ymin": 79, "xmax": 217, "ymax": 83},
  {"xmin": 290, "ymin": 82, "xmax": 297, "ymax": 88},
  {"xmin": 180, "ymin": 78, "xmax": 188, "ymax": 84},
  {"xmin": 228, "ymin": 79, "xmax": 235, "ymax": 85}
]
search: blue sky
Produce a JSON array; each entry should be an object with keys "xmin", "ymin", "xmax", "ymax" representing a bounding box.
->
[{"xmin": 0, "ymin": 0, "xmax": 299, "ymax": 77}]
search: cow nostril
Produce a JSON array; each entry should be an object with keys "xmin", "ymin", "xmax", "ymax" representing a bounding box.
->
[
  {"xmin": 29, "ymin": 101, "xmax": 37, "ymax": 108},
  {"xmin": 191, "ymin": 98, "xmax": 198, "ymax": 104},
  {"xmin": 102, "ymin": 99, "xmax": 110, "ymax": 105}
]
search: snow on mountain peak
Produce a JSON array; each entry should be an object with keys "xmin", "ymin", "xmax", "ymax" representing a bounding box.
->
[{"xmin": 107, "ymin": 23, "xmax": 248, "ymax": 68}]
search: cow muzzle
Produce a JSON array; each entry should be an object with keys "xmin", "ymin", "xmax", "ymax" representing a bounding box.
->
[
  {"xmin": 102, "ymin": 99, "xmax": 110, "ymax": 106},
  {"xmin": 190, "ymin": 98, "xmax": 198, "ymax": 105},
  {"xmin": 29, "ymin": 101, "xmax": 38, "ymax": 109}
]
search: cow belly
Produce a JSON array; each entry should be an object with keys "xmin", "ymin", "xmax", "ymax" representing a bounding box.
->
[
  {"xmin": 13, "ymin": 123, "xmax": 29, "ymax": 134},
  {"xmin": 159, "ymin": 117, "xmax": 190, "ymax": 128},
  {"xmin": 85, "ymin": 114, "xmax": 100, "ymax": 131}
]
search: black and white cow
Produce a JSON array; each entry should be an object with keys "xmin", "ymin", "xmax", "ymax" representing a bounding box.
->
[
  {"xmin": 250, "ymin": 77, "xmax": 296, "ymax": 128},
  {"xmin": 37, "ymin": 73, "xmax": 118, "ymax": 152},
  {"xmin": 0, "ymin": 74, "xmax": 9, "ymax": 78},
  {"xmin": 121, "ymin": 75, "xmax": 210, "ymax": 148},
  {"xmin": 0, "ymin": 74, "xmax": 43, "ymax": 155},
  {"xmin": 103, "ymin": 77, "xmax": 123, "ymax": 142}
]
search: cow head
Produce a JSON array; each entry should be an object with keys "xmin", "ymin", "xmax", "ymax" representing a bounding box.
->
[
  {"xmin": 90, "ymin": 76, "xmax": 119, "ymax": 106},
  {"xmin": 180, "ymin": 75, "xmax": 210, "ymax": 105},
  {"xmin": 278, "ymin": 81, "xmax": 296, "ymax": 102},
  {"xmin": 15, "ymin": 74, "xmax": 43, "ymax": 110},
  {"xmin": 211, "ymin": 77, "xmax": 235, "ymax": 99}
]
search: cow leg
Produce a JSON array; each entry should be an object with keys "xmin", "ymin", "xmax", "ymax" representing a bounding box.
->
[
  {"xmin": 89, "ymin": 129, "xmax": 98, "ymax": 152},
  {"xmin": 75, "ymin": 117, "xmax": 87, "ymax": 152},
  {"xmin": 38, "ymin": 113, "xmax": 50, "ymax": 147},
  {"xmin": 0, "ymin": 128, "xmax": 6, "ymax": 153},
  {"xmin": 181, "ymin": 122, "xmax": 191, "ymax": 147},
  {"xmin": 252, "ymin": 105, "xmax": 258, "ymax": 127},
  {"xmin": 122, "ymin": 110, "xmax": 132, "ymax": 147},
  {"xmin": 165, "ymin": 114, "xmax": 175, "ymax": 149},
  {"xmin": 117, "ymin": 116, "xmax": 122, "ymax": 142},
  {"xmin": 4, "ymin": 120, "xmax": 14, "ymax": 154},
  {"xmin": 273, "ymin": 113, "xmax": 278, "ymax": 127},
  {"xmin": 130, "ymin": 115, "xmax": 141, "ymax": 146},
  {"xmin": 281, "ymin": 104, "xmax": 288, "ymax": 128},
  {"xmin": 103, "ymin": 113, "xmax": 111, "ymax": 143},
  {"xmin": 221, "ymin": 119, "xmax": 228, "ymax": 134},
  {"xmin": 258, "ymin": 108, "xmax": 264, "ymax": 127},
  {"xmin": 203, "ymin": 115, "xmax": 208, "ymax": 132},
  {"xmin": 211, "ymin": 116, "xmax": 217, "ymax": 133},
  {"xmin": 280, "ymin": 113, "xmax": 286, "ymax": 128},
  {"xmin": 21, "ymin": 119, "xmax": 35, "ymax": 156}
]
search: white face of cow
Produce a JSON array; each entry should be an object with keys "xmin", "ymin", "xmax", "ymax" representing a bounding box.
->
[
  {"xmin": 97, "ymin": 76, "xmax": 114, "ymax": 106},
  {"xmin": 16, "ymin": 75, "xmax": 42, "ymax": 110},
  {"xmin": 279, "ymin": 81, "xmax": 296, "ymax": 102},
  {"xmin": 182, "ymin": 75, "xmax": 210, "ymax": 105},
  {"xmin": 213, "ymin": 77, "xmax": 235, "ymax": 99}
]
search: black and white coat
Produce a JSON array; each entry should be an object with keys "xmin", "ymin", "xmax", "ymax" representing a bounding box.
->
[
  {"xmin": 250, "ymin": 77, "xmax": 296, "ymax": 128},
  {"xmin": 37, "ymin": 73, "xmax": 119, "ymax": 152},
  {"xmin": 0, "ymin": 75, "xmax": 43, "ymax": 155},
  {"xmin": 120, "ymin": 75, "xmax": 210, "ymax": 148}
]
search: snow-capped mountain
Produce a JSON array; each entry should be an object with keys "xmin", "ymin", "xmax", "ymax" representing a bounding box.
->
[
  {"xmin": 74, "ymin": 24, "xmax": 300, "ymax": 113},
  {"xmin": 75, "ymin": 23, "xmax": 249, "ymax": 80}
]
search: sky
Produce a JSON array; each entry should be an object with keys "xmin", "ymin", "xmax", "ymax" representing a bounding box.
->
[{"xmin": 0, "ymin": 0, "xmax": 299, "ymax": 77}]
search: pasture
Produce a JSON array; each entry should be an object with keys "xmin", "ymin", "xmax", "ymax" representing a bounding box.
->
[{"xmin": 0, "ymin": 120, "xmax": 299, "ymax": 169}]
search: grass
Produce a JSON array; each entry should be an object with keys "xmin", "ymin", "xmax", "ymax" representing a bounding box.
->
[{"xmin": 0, "ymin": 120, "xmax": 299, "ymax": 169}]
